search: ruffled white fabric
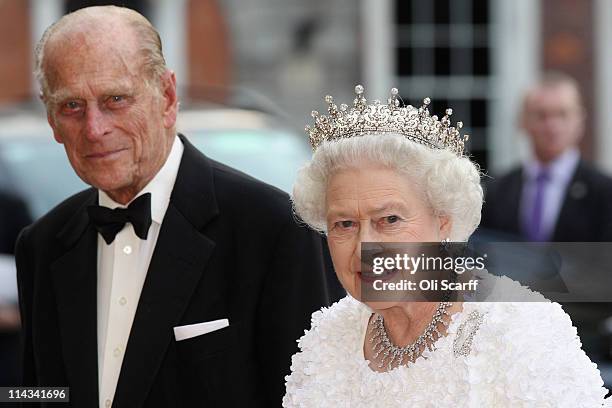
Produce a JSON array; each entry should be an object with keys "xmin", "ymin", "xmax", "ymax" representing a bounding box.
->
[{"xmin": 284, "ymin": 277, "xmax": 611, "ymax": 407}]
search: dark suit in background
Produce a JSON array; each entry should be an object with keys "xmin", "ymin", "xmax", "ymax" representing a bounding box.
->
[
  {"xmin": 482, "ymin": 159, "xmax": 612, "ymax": 362},
  {"xmin": 0, "ymin": 190, "xmax": 31, "ymax": 388},
  {"xmin": 17, "ymin": 136, "xmax": 334, "ymax": 407},
  {"xmin": 0, "ymin": 190, "xmax": 32, "ymax": 255},
  {"xmin": 482, "ymin": 160, "xmax": 612, "ymax": 242}
]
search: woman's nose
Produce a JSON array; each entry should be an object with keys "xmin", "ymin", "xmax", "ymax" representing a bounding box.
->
[
  {"xmin": 354, "ymin": 223, "xmax": 378, "ymax": 263},
  {"xmin": 358, "ymin": 222, "xmax": 379, "ymax": 245}
]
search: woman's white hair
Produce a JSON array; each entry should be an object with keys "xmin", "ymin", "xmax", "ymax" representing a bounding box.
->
[{"xmin": 292, "ymin": 133, "xmax": 483, "ymax": 241}]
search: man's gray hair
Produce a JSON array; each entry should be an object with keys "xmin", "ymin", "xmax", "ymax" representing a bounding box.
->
[
  {"xmin": 34, "ymin": 6, "xmax": 167, "ymax": 100},
  {"xmin": 523, "ymin": 70, "xmax": 584, "ymax": 110},
  {"xmin": 292, "ymin": 133, "xmax": 484, "ymax": 241}
]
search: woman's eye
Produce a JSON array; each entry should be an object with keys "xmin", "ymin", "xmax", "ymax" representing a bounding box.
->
[
  {"xmin": 66, "ymin": 101, "xmax": 79, "ymax": 109},
  {"xmin": 335, "ymin": 220, "xmax": 355, "ymax": 229},
  {"xmin": 384, "ymin": 215, "xmax": 400, "ymax": 224},
  {"xmin": 109, "ymin": 95, "xmax": 124, "ymax": 103}
]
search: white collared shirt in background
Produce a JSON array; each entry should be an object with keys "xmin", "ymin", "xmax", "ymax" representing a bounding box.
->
[
  {"xmin": 520, "ymin": 147, "xmax": 580, "ymax": 241},
  {"xmin": 96, "ymin": 136, "xmax": 184, "ymax": 408}
]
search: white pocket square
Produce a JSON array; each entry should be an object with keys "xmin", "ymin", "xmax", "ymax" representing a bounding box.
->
[{"xmin": 173, "ymin": 318, "xmax": 230, "ymax": 341}]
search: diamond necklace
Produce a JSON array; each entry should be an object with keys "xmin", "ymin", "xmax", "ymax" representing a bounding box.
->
[{"xmin": 369, "ymin": 301, "xmax": 452, "ymax": 370}]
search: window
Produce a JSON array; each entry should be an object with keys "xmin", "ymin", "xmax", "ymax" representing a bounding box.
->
[
  {"xmin": 64, "ymin": 0, "xmax": 149, "ymax": 17},
  {"xmin": 394, "ymin": 0, "xmax": 491, "ymax": 169}
]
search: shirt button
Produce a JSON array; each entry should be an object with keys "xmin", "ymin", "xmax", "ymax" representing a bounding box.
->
[
  {"xmin": 113, "ymin": 347, "xmax": 122, "ymax": 357},
  {"xmin": 123, "ymin": 245, "xmax": 132, "ymax": 255},
  {"xmin": 105, "ymin": 399, "xmax": 111, "ymax": 407},
  {"xmin": 119, "ymin": 297, "xmax": 127, "ymax": 306}
]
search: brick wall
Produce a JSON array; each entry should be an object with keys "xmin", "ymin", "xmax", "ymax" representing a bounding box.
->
[
  {"xmin": 541, "ymin": 0, "xmax": 594, "ymax": 159},
  {"xmin": 186, "ymin": 0, "xmax": 231, "ymax": 103},
  {"xmin": 0, "ymin": 0, "xmax": 31, "ymax": 105}
]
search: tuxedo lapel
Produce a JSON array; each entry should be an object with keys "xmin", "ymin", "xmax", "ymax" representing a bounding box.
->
[
  {"xmin": 504, "ymin": 169, "xmax": 524, "ymax": 235},
  {"xmin": 112, "ymin": 135, "xmax": 219, "ymax": 408},
  {"xmin": 482, "ymin": 167, "xmax": 525, "ymax": 238},
  {"xmin": 50, "ymin": 190, "xmax": 99, "ymax": 406},
  {"xmin": 554, "ymin": 161, "xmax": 588, "ymax": 241}
]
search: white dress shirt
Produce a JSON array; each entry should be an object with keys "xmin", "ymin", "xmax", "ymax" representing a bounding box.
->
[
  {"xmin": 96, "ymin": 136, "xmax": 184, "ymax": 408},
  {"xmin": 520, "ymin": 148, "xmax": 580, "ymax": 241}
]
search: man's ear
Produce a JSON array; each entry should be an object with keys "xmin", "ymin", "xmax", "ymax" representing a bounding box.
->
[
  {"xmin": 160, "ymin": 69, "xmax": 178, "ymax": 129},
  {"xmin": 47, "ymin": 112, "xmax": 63, "ymax": 144},
  {"xmin": 575, "ymin": 105, "xmax": 586, "ymax": 141},
  {"xmin": 518, "ymin": 92, "xmax": 531, "ymax": 132}
]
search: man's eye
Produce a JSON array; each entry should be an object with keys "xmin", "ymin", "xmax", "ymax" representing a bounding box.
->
[
  {"xmin": 60, "ymin": 101, "xmax": 83, "ymax": 114},
  {"xmin": 106, "ymin": 95, "xmax": 129, "ymax": 110}
]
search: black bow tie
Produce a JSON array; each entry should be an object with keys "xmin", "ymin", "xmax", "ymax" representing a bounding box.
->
[{"xmin": 88, "ymin": 193, "xmax": 153, "ymax": 245}]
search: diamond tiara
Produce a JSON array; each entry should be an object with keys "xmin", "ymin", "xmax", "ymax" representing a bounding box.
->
[{"xmin": 305, "ymin": 85, "xmax": 469, "ymax": 156}]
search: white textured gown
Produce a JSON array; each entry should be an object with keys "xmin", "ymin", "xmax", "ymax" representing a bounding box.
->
[{"xmin": 284, "ymin": 278, "xmax": 612, "ymax": 407}]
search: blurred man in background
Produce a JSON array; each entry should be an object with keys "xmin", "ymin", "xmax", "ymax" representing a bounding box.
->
[
  {"xmin": 482, "ymin": 71, "xmax": 612, "ymax": 242},
  {"xmin": 481, "ymin": 71, "xmax": 612, "ymax": 364},
  {"xmin": 0, "ymin": 189, "xmax": 32, "ymax": 386}
]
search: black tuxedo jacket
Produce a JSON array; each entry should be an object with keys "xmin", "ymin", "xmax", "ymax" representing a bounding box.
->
[
  {"xmin": 16, "ymin": 134, "xmax": 334, "ymax": 407},
  {"xmin": 481, "ymin": 160, "xmax": 612, "ymax": 242}
]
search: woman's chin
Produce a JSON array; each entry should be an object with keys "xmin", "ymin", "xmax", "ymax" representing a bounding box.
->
[
  {"xmin": 340, "ymin": 274, "xmax": 361, "ymax": 301},
  {"xmin": 364, "ymin": 300, "xmax": 403, "ymax": 313}
]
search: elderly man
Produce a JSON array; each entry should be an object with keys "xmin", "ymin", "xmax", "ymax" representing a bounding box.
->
[
  {"xmin": 482, "ymin": 72, "xmax": 612, "ymax": 242},
  {"xmin": 16, "ymin": 6, "xmax": 332, "ymax": 407}
]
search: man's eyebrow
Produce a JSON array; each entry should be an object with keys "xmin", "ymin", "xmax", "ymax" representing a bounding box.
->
[
  {"xmin": 47, "ymin": 85, "xmax": 134, "ymax": 104},
  {"xmin": 102, "ymin": 85, "xmax": 134, "ymax": 96},
  {"xmin": 46, "ymin": 90, "xmax": 82, "ymax": 105}
]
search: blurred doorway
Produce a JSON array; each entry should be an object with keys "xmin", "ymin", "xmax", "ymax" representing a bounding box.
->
[{"xmin": 64, "ymin": 0, "xmax": 150, "ymax": 17}]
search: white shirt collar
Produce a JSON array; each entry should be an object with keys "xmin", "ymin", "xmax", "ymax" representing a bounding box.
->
[
  {"xmin": 523, "ymin": 147, "xmax": 580, "ymax": 183},
  {"xmin": 98, "ymin": 135, "xmax": 184, "ymax": 224}
]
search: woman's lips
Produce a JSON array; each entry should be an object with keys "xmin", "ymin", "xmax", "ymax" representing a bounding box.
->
[{"xmin": 358, "ymin": 268, "xmax": 399, "ymax": 283}]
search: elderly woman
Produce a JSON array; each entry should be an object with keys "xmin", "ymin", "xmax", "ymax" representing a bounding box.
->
[{"xmin": 283, "ymin": 86, "xmax": 611, "ymax": 407}]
